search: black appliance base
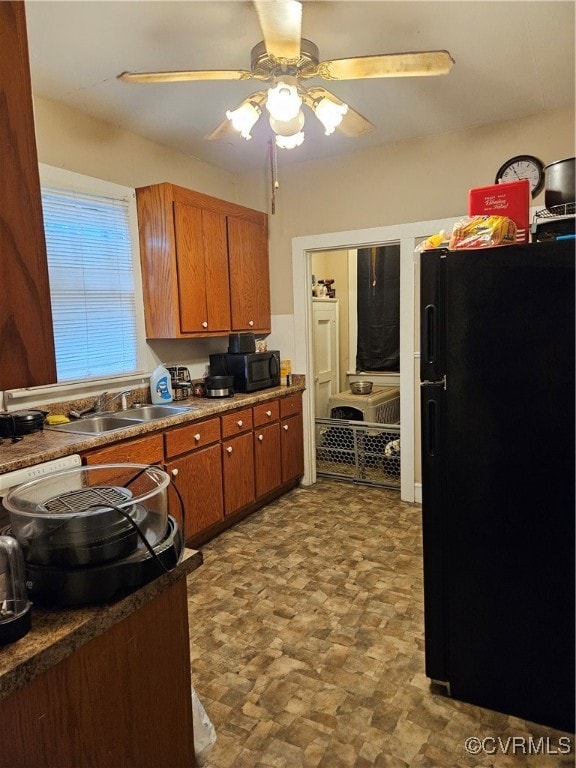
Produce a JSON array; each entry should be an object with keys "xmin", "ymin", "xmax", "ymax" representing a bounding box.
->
[
  {"xmin": 25, "ymin": 517, "xmax": 183, "ymax": 607},
  {"xmin": 0, "ymin": 606, "xmax": 31, "ymax": 646}
]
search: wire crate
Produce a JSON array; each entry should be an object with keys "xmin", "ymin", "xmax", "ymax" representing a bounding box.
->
[{"xmin": 315, "ymin": 418, "xmax": 401, "ymax": 489}]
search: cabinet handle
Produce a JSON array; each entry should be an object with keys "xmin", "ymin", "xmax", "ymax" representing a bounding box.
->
[
  {"xmin": 226, "ymin": 446, "xmax": 233, "ymax": 454},
  {"xmin": 248, "ymin": 320, "xmax": 254, "ymax": 327},
  {"xmin": 194, "ymin": 433, "xmax": 201, "ymax": 441},
  {"xmin": 266, "ymin": 410, "xmax": 272, "ymax": 417},
  {"xmin": 171, "ymin": 468, "xmax": 179, "ymax": 477},
  {"xmin": 283, "ymin": 424, "xmax": 289, "ymax": 431},
  {"xmin": 258, "ymin": 434, "xmax": 264, "ymax": 441},
  {"xmin": 202, "ymin": 321, "xmax": 208, "ymax": 328},
  {"xmin": 237, "ymin": 419, "xmax": 243, "ymax": 427}
]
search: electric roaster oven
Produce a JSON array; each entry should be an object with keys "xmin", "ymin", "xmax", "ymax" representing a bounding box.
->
[{"xmin": 2, "ymin": 464, "xmax": 184, "ymax": 607}]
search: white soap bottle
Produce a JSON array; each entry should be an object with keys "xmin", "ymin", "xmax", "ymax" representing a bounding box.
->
[{"xmin": 150, "ymin": 363, "xmax": 173, "ymax": 404}]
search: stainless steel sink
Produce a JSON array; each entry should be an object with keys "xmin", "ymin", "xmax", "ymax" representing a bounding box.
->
[
  {"xmin": 47, "ymin": 404, "xmax": 199, "ymax": 435},
  {"xmin": 121, "ymin": 405, "xmax": 198, "ymax": 420},
  {"xmin": 47, "ymin": 416, "xmax": 144, "ymax": 435}
]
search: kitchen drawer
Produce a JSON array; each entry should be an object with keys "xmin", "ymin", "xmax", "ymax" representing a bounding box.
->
[
  {"xmin": 280, "ymin": 393, "xmax": 302, "ymax": 418},
  {"xmin": 253, "ymin": 399, "xmax": 279, "ymax": 427},
  {"xmin": 221, "ymin": 407, "xmax": 253, "ymax": 438},
  {"xmin": 164, "ymin": 417, "xmax": 221, "ymax": 458},
  {"xmin": 83, "ymin": 433, "xmax": 164, "ymax": 465}
]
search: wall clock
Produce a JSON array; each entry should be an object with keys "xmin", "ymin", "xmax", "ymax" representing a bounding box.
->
[{"xmin": 495, "ymin": 155, "xmax": 545, "ymax": 198}]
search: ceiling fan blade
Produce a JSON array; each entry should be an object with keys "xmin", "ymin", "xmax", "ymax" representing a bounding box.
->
[
  {"xmin": 206, "ymin": 117, "xmax": 240, "ymax": 141},
  {"xmin": 254, "ymin": 0, "xmax": 302, "ymax": 59},
  {"xmin": 304, "ymin": 86, "xmax": 374, "ymax": 137},
  {"xmin": 315, "ymin": 50, "xmax": 454, "ymax": 80},
  {"xmin": 118, "ymin": 69, "xmax": 256, "ymax": 84},
  {"xmin": 337, "ymin": 104, "xmax": 375, "ymax": 138}
]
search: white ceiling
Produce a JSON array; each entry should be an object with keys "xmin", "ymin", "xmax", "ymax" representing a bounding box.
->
[{"xmin": 25, "ymin": 1, "xmax": 575, "ymax": 175}]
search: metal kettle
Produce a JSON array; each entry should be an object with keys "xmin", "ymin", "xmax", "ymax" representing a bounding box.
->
[{"xmin": 0, "ymin": 536, "xmax": 31, "ymax": 645}]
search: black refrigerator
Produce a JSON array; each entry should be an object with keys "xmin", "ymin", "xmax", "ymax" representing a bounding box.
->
[{"xmin": 420, "ymin": 239, "xmax": 575, "ymax": 733}]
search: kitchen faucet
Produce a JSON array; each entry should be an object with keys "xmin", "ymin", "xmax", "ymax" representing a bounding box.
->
[
  {"xmin": 69, "ymin": 390, "xmax": 109, "ymax": 419},
  {"xmin": 107, "ymin": 389, "xmax": 132, "ymax": 411}
]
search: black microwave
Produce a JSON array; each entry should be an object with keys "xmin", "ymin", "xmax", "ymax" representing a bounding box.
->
[{"xmin": 209, "ymin": 351, "xmax": 280, "ymax": 393}]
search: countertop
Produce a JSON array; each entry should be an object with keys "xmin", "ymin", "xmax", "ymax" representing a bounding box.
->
[
  {"xmin": 0, "ymin": 382, "xmax": 305, "ymax": 476},
  {"xmin": 0, "ymin": 547, "xmax": 203, "ymax": 701}
]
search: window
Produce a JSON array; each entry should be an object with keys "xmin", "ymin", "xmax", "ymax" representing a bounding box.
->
[{"xmin": 40, "ymin": 168, "xmax": 142, "ymax": 382}]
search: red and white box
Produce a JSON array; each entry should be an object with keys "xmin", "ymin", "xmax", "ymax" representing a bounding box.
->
[{"xmin": 468, "ymin": 179, "xmax": 530, "ymax": 243}]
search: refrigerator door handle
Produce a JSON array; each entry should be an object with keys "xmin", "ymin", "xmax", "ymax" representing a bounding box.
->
[
  {"xmin": 424, "ymin": 303, "xmax": 437, "ymax": 364},
  {"xmin": 426, "ymin": 399, "xmax": 437, "ymax": 456}
]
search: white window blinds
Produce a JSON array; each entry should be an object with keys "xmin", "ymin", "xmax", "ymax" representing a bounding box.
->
[{"xmin": 41, "ymin": 186, "xmax": 138, "ymax": 382}]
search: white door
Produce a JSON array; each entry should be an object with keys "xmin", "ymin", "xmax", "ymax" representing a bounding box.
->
[{"xmin": 312, "ymin": 298, "xmax": 339, "ymax": 418}]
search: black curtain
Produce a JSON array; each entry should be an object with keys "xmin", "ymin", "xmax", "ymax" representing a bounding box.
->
[{"xmin": 356, "ymin": 245, "xmax": 400, "ymax": 371}]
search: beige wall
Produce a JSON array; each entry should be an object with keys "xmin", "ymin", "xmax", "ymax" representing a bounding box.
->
[
  {"xmin": 33, "ymin": 96, "xmax": 241, "ymax": 203},
  {"xmin": 238, "ymin": 107, "xmax": 575, "ymax": 316},
  {"xmin": 35, "ymin": 97, "xmax": 574, "ymax": 324}
]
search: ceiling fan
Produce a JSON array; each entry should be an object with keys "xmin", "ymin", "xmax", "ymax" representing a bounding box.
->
[{"xmin": 118, "ymin": 0, "xmax": 454, "ymax": 150}]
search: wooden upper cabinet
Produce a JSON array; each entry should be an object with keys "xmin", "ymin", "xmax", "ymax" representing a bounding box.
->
[
  {"xmin": 136, "ymin": 182, "xmax": 270, "ymax": 338},
  {"xmin": 173, "ymin": 202, "xmax": 230, "ymax": 333},
  {"xmin": 228, "ymin": 216, "xmax": 271, "ymax": 332},
  {"xmin": 0, "ymin": 2, "xmax": 57, "ymax": 390}
]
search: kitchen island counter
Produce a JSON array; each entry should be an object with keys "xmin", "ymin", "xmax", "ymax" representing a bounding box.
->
[{"xmin": 0, "ymin": 548, "xmax": 203, "ymax": 768}]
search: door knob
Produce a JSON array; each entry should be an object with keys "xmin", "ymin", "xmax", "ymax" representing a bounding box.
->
[
  {"xmin": 258, "ymin": 434, "xmax": 263, "ymax": 441},
  {"xmin": 283, "ymin": 424, "xmax": 289, "ymax": 431},
  {"xmin": 202, "ymin": 321, "xmax": 208, "ymax": 328},
  {"xmin": 248, "ymin": 320, "xmax": 254, "ymax": 327},
  {"xmin": 171, "ymin": 468, "xmax": 179, "ymax": 477},
  {"xmin": 226, "ymin": 446, "xmax": 233, "ymax": 454}
]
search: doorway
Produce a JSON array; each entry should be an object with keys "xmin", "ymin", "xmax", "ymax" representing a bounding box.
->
[{"xmin": 291, "ymin": 214, "xmax": 459, "ymax": 503}]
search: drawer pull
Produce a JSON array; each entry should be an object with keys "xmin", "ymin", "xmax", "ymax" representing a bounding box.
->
[
  {"xmin": 266, "ymin": 410, "xmax": 272, "ymax": 417},
  {"xmin": 237, "ymin": 419, "xmax": 243, "ymax": 427},
  {"xmin": 283, "ymin": 424, "xmax": 289, "ymax": 431},
  {"xmin": 202, "ymin": 321, "xmax": 208, "ymax": 328},
  {"xmin": 226, "ymin": 446, "xmax": 233, "ymax": 454},
  {"xmin": 248, "ymin": 320, "xmax": 254, "ymax": 327},
  {"xmin": 171, "ymin": 468, "xmax": 179, "ymax": 477},
  {"xmin": 194, "ymin": 433, "xmax": 201, "ymax": 441},
  {"xmin": 258, "ymin": 434, "xmax": 263, "ymax": 441}
]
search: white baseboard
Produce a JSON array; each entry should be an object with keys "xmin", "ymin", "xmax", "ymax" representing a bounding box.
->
[{"xmin": 414, "ymin": 483, "xmax": 422, "ymax": 505}]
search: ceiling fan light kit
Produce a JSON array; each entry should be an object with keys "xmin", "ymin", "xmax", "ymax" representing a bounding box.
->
[
  {"xmin": 265, "ymin": 76, "xmax": 302, "ymax": 121},
  {"xmin": 118, "ymin": 0, "xmax": 454, "ymax": 153},
  {"xmin": 314, "ymin": 97, "xmax": 348, "ymax": 135},
  {"xmin": 226, "ymin": 99, "xmax": 262, "ymax": 140}
]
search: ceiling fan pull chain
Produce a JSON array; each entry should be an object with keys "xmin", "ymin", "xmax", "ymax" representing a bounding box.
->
[{"xmin": 269, "ymin": 139, "xmax": 279, "ymax": 214}]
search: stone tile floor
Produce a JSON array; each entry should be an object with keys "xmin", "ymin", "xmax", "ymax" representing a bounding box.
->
[{"xmin": 186, "ymin": 479, "xmax": 574, "ymax": 767}]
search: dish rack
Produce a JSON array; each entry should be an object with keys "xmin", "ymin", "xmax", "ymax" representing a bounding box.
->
[{"xmin": 531, "ymin": 203, "xmax": 575, "ymax": 241}]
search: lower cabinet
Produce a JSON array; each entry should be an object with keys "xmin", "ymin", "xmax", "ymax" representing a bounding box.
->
[
  {"xmin": 164, "ymin": 419, "xmax": 224, "ymax": 541},
  {"xmin": 254, "ymin": 421, "xmax": 282, "ymax": 499},
  {"xmin": 281, "ymin": 412, "xmax": 304, "ymax": 483},
  {"xmin": 222, "ymin": 431, "xmax": 255, "ymax": 515},
  {"xmin": 80, "ymin": 392, "xmax": 304, "ymax": 546}
]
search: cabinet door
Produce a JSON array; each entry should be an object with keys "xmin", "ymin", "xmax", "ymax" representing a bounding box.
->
[
  {"xmin": 174, "ymin": 202, "xmax": 230, "ymax": 333},
  {"xmin": 254, "ymin": 422, "xmax": 281, "ymax": 499},
  {"xmin": 0, "ymin": 2, "xmax": 57, "ymax": 389},
  {"xmin": 227, "ymin": 216, "xmax": 271, "ymax": 332},
  {"xmin": 166, "ymin": 443, "xmax": 223, "ymax": 541},
  {"xmin": 222, "ymin": 432, "xmax": 255, "ymax": 516},
  {"xmin": 281, "ymin": 413, "xmax": 304, "ymax": 483}
]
